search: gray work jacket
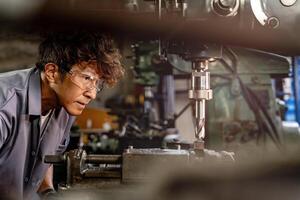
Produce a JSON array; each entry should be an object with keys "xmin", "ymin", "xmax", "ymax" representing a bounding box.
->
[{"xmin": 0, "ymin": 67, "xmax": 75, "ymax": 199}]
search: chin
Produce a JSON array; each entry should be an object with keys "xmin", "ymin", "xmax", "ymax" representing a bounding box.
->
[{"xmin": 66, "ymin": 108, "xmax": 84, "ymax": 116}]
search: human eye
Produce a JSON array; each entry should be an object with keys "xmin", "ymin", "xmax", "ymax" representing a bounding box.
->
[{"xmin": 81, "ymin": 74, "xmax": 93, "ymax": 81}]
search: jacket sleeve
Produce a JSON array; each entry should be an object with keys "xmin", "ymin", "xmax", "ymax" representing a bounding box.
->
[
  {"xmin": 0, "ymin": 114, "xmax": 9, "ymax": 150},
  {"xmin": 55, "ymin": 135, "xmax": 70, "ymax": 155}
]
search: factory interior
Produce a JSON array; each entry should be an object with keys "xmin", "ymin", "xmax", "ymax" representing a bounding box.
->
[{"xmin": 2, "ymin": 0, "xmax": 300, "ymax": 199}]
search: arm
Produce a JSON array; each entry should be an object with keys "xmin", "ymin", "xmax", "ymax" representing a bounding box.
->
[
  {"xmin": 38, "ymin": 165, "xmax": 54, "ymax": 193},
  {"xmin": 0, "ymin": 114, "xmax": 9, "ymax": 150}
]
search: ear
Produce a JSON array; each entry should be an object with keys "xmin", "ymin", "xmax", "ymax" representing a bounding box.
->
[{"xmin": 44, "ymin": 63, "xmax": 60, "ymax": 83}]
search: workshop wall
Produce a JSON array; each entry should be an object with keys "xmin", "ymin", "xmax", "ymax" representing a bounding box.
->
[{"xmin": 0, "ymin": 32, "xmax": 39, "ymax": 72}]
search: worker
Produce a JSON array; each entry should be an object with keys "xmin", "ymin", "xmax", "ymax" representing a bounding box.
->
[{"xmin": 0, "ymin": 31, "xmax": 124, "ymax": 199}]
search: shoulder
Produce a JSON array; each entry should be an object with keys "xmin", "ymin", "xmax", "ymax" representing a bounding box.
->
[{"xmin": 0, "ymin": 68, "xmax": 33, "ymax": 109}]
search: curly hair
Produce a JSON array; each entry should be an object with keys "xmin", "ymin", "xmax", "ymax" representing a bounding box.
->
[{"xmin": 36, "ymin": 31, "xmax": 124, "ymax": 86}]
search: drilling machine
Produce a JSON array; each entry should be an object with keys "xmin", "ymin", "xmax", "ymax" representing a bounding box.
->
[
  {"xmin": 162, "ymin": 42, "xmax": 223, "ymax": 154},
  {"xmin": 41, "ymin": 0, "xmax": 300, "ymax": 193}
]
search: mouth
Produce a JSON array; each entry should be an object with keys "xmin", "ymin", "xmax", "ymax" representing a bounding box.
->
[{"xmin": 76, "ymin": 101, "xmax": 87, "ymax": 109}]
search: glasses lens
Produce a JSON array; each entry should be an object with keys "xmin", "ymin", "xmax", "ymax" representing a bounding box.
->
[
  {"xmin": 68, "ymin": 70, "xmax": 105, "ymax": 93},
  {"xmin": 68, "ymin": 73, "xmax": 86, "ymax": 91}
]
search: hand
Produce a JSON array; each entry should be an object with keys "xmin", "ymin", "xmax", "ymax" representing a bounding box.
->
[{"xmin": 39, "ymin": 188, "xmax": 57, "ymax": 200}]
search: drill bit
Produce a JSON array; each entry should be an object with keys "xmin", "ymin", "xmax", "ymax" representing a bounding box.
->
[{"xmin": 194, "ymin": 99, "xmax": 206, "ymax": 139}]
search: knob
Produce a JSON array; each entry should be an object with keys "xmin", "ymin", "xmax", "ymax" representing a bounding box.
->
[{"xmin": 211, "ymin": 0, "xmax": 239, "ymax": 17}]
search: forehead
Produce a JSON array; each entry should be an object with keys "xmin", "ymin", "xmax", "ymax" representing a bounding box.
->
[{"xmin": 71, "ymin": 61, "xmax": 101, "ymax": 76}]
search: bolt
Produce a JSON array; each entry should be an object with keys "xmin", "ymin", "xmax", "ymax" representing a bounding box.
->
[
  {"xmin": 267, "ymin": 17, "xmax": 280, "ymax": 28},
  {"xmin": 218, "ymin": 0, "xmax": 236, "ymax": 8}
]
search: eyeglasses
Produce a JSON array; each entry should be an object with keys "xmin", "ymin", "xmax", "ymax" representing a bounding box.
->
[{"xmin": 66, "ymin": 70, "xmax": 105, "ymax": 93}]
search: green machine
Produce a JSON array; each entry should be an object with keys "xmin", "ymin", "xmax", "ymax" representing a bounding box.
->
[
  {"xmin": 206, "ymin": 47, "xmax": 290, "ymax": 150},
  {"xmin": 167, "ymin": 45, "xmax": 290, "ymax": 151},
  {"xmin": 128, "ymin": 41, "xmax": 291, "ymax": 151}
]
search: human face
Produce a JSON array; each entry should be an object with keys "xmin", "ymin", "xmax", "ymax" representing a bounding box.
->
[
  {"xmin": 54, "ymin": 61, "xmax": 101, "ymax": 116},
  {"xmin": 66, "ymin": 69, "xmax": 105, "ymax": 93}
]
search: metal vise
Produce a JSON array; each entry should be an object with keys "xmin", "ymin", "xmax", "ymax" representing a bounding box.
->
[
  {"xmin": 44, "ymin": 147, "xmax": 234, "ymax": 188},
  {"xmin": 44, "ymin": 149, "xmax": 122, "ymax": 186}
]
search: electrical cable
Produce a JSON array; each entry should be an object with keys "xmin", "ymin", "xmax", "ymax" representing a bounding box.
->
[
  {"xmin": 219, "ymin": 47, "xmax": 282, "ymax": 148},
  {"xmin": 238, "ymin": 77, "xmax": 282, "ymax": 148}
]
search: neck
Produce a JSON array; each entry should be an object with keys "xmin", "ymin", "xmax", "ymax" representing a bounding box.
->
[{"xmin": 41, "ymin": 73, "xmax": 59, "ymax": 115}]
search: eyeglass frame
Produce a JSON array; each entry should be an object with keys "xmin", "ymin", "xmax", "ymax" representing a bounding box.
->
[{"xmin": 61, "ymin": 67, "xmax": 105, "ymax": 93}]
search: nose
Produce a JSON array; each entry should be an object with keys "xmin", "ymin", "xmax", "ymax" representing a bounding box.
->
[{"xmin": 83, "ymin": 88, "xmax": 97, "ymax": 100}]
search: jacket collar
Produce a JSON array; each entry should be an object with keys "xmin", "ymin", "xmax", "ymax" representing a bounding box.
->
[{"xmin": 27, "ymin": 68, "xmax": 42, "ymax": 116}]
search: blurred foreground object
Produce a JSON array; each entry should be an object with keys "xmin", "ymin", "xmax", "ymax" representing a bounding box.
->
[{"xmin": 0, "ymin": 0, "xmax": 300, "ymax": 55}]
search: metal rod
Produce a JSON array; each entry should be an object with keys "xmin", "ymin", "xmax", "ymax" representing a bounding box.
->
[
  {"xmin": 85, "ymin": 155, "xmax": 122, "ymax": 164},
  {"xmin": 44, "ymin": 155, "xmax": 66, "ymax": 164},
  {"xmin": 84, "ymin": 170, "xmax": 121, "ymax": 178}
]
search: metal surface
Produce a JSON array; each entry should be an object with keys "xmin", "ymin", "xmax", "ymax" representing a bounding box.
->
[
  {"xmin": 44, "ymin": 147, "xmax": 235, "ymax": 196},
  {"xmin": 122, "ymin": 148, "xmax": 190, "ymax": 183}
]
